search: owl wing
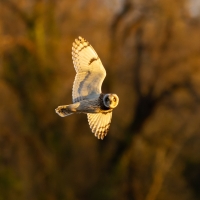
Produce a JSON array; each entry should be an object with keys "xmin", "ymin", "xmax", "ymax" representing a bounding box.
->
[
  {"xmin": 87, "ymin": 112, "xmax": 112, "ymax": 140},
  {"xmin": 72, "ymin": 36, "xmax": 106, "ymax": 103}
]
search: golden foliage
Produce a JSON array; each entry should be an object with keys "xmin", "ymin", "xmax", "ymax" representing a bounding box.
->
[{"xmin": 0, "ymin": 0, "xmax": 200, "ymax": 199}]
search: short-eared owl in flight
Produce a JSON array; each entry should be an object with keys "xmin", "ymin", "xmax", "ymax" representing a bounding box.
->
[{"xmin": 55, "ymin": 36, "xmax": 119, "ymax": 140}]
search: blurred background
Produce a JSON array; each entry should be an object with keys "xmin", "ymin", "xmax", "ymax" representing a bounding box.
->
[{"xmin": 0, "ymin": 0, "xmax": 200, "ymax": 199}]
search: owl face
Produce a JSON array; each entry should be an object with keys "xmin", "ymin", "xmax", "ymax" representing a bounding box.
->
[{"xmin": 103, "ymin": 94, "xmax": 119, "ymax": 109}]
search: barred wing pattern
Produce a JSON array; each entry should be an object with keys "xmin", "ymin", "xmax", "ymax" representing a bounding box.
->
[
  {"xmin": 72, "ymin": 36, "xmax": 106, "ymax": 103},
  {"xmin": 87, "ymin": 112, "xmax": 112, "ymax": 140}
]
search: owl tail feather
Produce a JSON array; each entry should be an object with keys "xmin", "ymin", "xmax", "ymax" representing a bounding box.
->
[{"xmin": 55, "ymin": 105, "xmax": 73, "ymax": 117}]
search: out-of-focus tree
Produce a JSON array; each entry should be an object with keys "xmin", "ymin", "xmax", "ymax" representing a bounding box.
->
[{"xmin": 0, "ymin": 0, "xmax": 200, "ymax": 200}]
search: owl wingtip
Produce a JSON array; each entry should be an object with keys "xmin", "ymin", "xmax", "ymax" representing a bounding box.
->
[{"xmin": 78, "ymin": 36, "xmax": 83, "ymax": 40}]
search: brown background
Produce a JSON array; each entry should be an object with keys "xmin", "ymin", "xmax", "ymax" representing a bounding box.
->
[{"xmin": 0, "ymin": 0, "xmax": 200, "ymax": 200}]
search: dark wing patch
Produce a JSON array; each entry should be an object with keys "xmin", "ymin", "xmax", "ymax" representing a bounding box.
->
[{"xmin": 89, "ymin": 57, "xmax": 99, "ymax": 65}]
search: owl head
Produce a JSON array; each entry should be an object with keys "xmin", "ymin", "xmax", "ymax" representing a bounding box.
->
[{"xmin": 103, "ymin": 94, "xmax": 119, "ymax": 109}]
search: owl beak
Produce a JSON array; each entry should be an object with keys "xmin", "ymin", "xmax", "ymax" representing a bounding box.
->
[{"xmin": 108, "ymin": 96, "xmax": 113, "ymax": 105}]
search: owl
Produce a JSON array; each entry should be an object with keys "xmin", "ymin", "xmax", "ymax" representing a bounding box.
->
[{"xmin": 55, "ymin": 36, "xmax": 119, "ymax": 140}]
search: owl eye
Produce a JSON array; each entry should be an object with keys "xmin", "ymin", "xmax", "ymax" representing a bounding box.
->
[{"xmin": 113, "ymin": 97, "xmax": 116, "ymax": 102}]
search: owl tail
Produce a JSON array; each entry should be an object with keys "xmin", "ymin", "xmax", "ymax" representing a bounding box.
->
[{"xmin": 55, "ymin": 105, "xmax": 73, "ymax": 117}]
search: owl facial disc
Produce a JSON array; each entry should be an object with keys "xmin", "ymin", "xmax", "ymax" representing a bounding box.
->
[{"xmin": 103, "ymin": 94, "xmax": 119, "ymax": 109}]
